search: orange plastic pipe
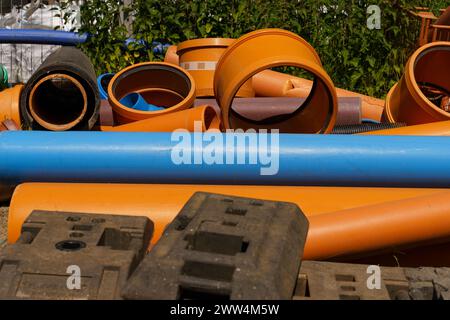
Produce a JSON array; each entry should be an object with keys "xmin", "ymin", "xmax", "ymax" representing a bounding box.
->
[
  {"xmin": 252, "ymin": 70, "xmax": 385, "ymax": 122},
  {"xmin": 214, "ymin": 29, "xmax": 338, "ymax": 133},
  {"xmin": 427, "ymin": 6, "xmax": 450, "ymax": 42},
  {"xmin": 177, "ymin": 38, "xmax": 254, "ymax": 98},
  {"xmin": 108, "ymin": 62, "xmax": 196, "ymax": 124},
  {"xmin": 363, "ymin": 120, "xmax": 450, "ymax": 136},
  {"xmin": 384, "ymin": 42, "xmax": 450, "ymax": 125},
  {"xmin": 8, "ymin": 183, "xmax": 447, "ymax": 246},
  {"xmin": 164, "ymin": 45, "xmax": 179, "ymax": 65},
  {"xmin": 101, "ymin": 105, "xmax": 220, "ymax": 132},
  {"xmin": 0, "ymin": 85, "xmax": 23, "ymax": 128},
  {"xmin": 304, "ymin": 191, "xmax": 450, "ymax": 261}
]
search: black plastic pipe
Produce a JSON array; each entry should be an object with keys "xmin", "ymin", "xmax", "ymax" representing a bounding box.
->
[{"xmin": 20, "ymin": 47, "xmax": 100, "ymax": 131}]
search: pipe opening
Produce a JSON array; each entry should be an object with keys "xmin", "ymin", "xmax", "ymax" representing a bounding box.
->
[
  {"xmin": 29, "ymin": 74, "xmax": 87, "ymax": 130},
  {"xmin": 138, "ymin": 89, "xmax": 184, "ymax": 108},
  {"xmin": 111, "ymin": 64, "xmax": 192, "ymax": 111},
  {"xmin": 230, "ymin": 66, "xmax": 334, "ymax": 133},
  {"xmin": 100, "ymin": 73, "xmax": 114, "ymax": 94},
  {"xmin": 414, "ymin": 45, "xmax": 450, "ymax": 113},
  {"xmin": 203, "ymin": 106, "xmax": 218, "ymax": 130}
]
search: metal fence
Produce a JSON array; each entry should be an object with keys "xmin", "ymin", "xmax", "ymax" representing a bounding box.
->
[{"xmin": 0, "ymin": 0, "xmax": 81, "ymax": 83}]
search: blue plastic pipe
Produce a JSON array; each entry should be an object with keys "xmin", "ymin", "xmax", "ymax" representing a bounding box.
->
[
  {"xmin": 0, "ymin": 30, "xmax": 171, "ymax": 54},
  {"xmin": 1, "ymin": 131, "xmax": 450, "ymax": 187},
  {"xmin": 0, "ymin": 29, "xmax": 88, "ymax": 45},
  {"xmin": 97, "ymin": 73, "xmax": 113, "ymax": 100},
  {"xmin": 119, "ymin": 93, "xmax": 164, "ymax": 111}
]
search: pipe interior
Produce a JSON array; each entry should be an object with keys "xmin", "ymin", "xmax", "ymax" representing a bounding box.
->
[
  {"xmin": 230, "ymin": 66, "xmax": 334, "ymax": 133},
  {"xmin": 100, "ymin": 74, "xmax": 114, "ymax": 93},
  {"xmin": 139, "ymin": 89, "xmax": 184, "ymax": 108},
  {"xmin": 415, "ymin": 46, "xmax": 450, "ymax": 110},
  {"xmin": 203, "ymin": 106, "xmax": 217, "ymax": 130},
  {"xmin": 112, "ymin": 64, "xmax": 191, "ymax": 110},
  {"xmin": 30, "ymin": 75, "xmax": 86, "ymax": 126}
]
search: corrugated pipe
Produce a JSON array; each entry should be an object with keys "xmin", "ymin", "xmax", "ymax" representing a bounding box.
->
[
  {"xmin": 1, "ymin": 132, "xmax": 450, "ymax": 187},
  {"xmin": 20, "ymin": 47, "xmax": 100, "ymax": 131},
  {"xmin": 363, "ymin": 120, "xmax": 450, "ymax": 136},
  {"xmin": 332, "ymin": 122, "xmax": 406, "ymax": 134}
]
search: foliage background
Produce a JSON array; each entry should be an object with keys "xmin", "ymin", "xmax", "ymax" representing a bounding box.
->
[{"xmin": 79, "ymin": 0, "xmax": 450, "ymax": 98}]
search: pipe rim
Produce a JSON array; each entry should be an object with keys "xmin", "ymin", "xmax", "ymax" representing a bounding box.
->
[
  {"xmin": 406, "ymin": 42, "xmax": 450, "ymax": 119},
  {"xmin": 108, "ymin": 62, "xmax": 196, "ymax": 121},
  {"xmin": 213, "ymin": 28, "xmax": 337, "ymax": 133},
  {"xmin": 28, "ymin": 74, "xmax": 88, "ymax": 131},
  {"xmin": 228, "ymin": 63, "xmax": 335, "ymax": 133},
  {"xmin": 384, "ymin": 82, "xmax": 398, "ymax": 123},
  {"xmin": 0, "ymin": 85, "xmax": 23, "ymax": 128},
  {"xmin": 214, "ymin": 29, "xmax": 321, "ymax": 78},
  {"xmin": 177, "ymin": 38, "xmax": 235, "ymax": 55}
]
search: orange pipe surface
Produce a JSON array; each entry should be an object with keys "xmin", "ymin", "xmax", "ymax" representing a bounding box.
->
[
  {"xmin": 363, "ymin": 120, "xmax": 450, "ymax": 136},
  {"xmin": 108, "ymin": 62, "xmax": 196, "ymax": 124},
  {"xmin": 384, "ymin": 42, "xmax": 450, "ymax": 125},
  {"xmin": 101, "ymin": 105, "xmax": 220, "ymax": 132},
  {"xmin": 0, "ymin": 85, "xmax": 23, "ymax": 128},
  {"xmin": 8, "ymin": 183, "xmax": 447, "ymax": 246},
  {"xmin": 164, "ymin": 45, "xmax": 179, "ymax": 65},
  {"xmin": 304, "ymin": 191, "xmax": 450, "ymax": 261},
  {"xmin": 177, "ymin": 38, "xmax": 254, "ymax": 98},
  {"xmin": 214, "ymin": 29, "xmax": 338, "ymax": 133},
  {"xmin": 252, "ymin": 70, "xmax": 384, "ymax": 122}
]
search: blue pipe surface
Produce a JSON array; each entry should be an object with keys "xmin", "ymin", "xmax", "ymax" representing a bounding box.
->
[
  {"xmin": 97, "ymin": 73, "xmax": 114, "ymax": 100},
  {"xmin": 1, "ymin": 131, "xmax": 450, "ymax": 187},
  {"xmin": 0, "ymin": 30, "xmax": 171, "ymax": 52},
  {"xmin": 0, "ymin": 29, "xmax": 88, "ymax": 45}
]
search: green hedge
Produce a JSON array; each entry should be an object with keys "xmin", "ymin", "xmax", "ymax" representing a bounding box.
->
[{"xmin": 79, "ymin": 0, "xmax": 449, "ymax": 98}]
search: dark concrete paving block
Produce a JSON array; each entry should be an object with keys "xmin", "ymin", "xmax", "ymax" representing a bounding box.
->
[
  {"xmin": 0, "ymin": 210, "xmax": 153, "ymax": 300},
  {"xmin": 294, "ymin": 261, "xmax": 450, "ymax": 300},
  {"xmin": 123, "ymin": 192, "xmax": 309, "ymax": 300}
]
